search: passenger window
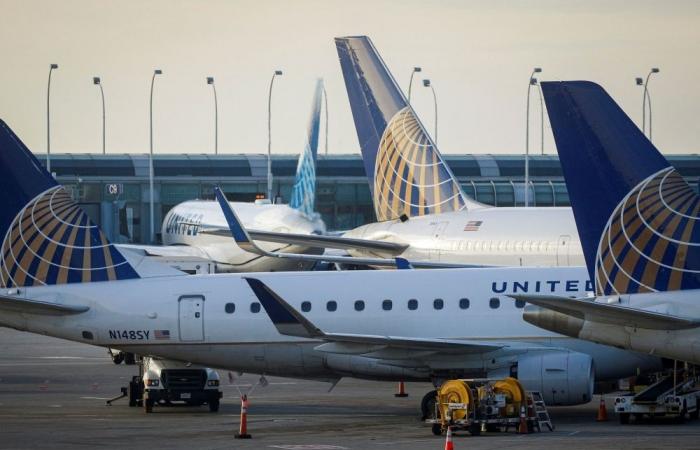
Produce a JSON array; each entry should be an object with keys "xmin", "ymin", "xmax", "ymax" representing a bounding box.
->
[
  {"xmin": 301, "ymin": 301, "xmax": 311, "ymax": 312},
  {"xmin": 489, "ymin": 298, "xmax": 500, "ymax": 309},
  {"xmin": 459, "ymin": 298, "xmax": 470, "ymax": 309},
  {"xmin": 515, "ymin": 299, "xmax": 526, "ymax": 309},
  {"xmin": 354, "ymin": 300, "xmax": 365, "ymax": 311},
  {"xmin": 250, "ymin": 302, "xmax": 261, "ymax": 313},
  {"xmin": 225, "ymin": 303, "xmax": 235, "ymax": 314},
  {"xmin": 382, "ymin": 299, "xmax": 393, "ymax": 311},
  {"xmin": 433, "ymin": 298, "xmax": 444, "ymax": 310},
  {"xmin": 327, "ymin": 301, "xmax": 337, "ymax": 312},
  {"xmin": 407, "ymin": 299, "xmax": 418, "ymax": 310}
]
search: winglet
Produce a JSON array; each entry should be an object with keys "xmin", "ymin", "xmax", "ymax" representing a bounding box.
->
[
  {"xmin": 395, "ymin": 257, "xmax": 413, "ymax": 270},
  {"xmin": 244, "ymin": 277, "xmax": 324, "ymax": 339},
  {"xmin": 214, "ymin": 187, "xmax": 262, "ymax": 255}
]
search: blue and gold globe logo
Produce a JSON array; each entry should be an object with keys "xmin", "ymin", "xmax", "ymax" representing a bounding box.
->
[
  {"xmin": 595, "ymin": 167, "xmax": 700, "ymax": 295},
  {"xmin": 374, "ymin": 107, "xmax": 465, "ymax": 221},
  {"xmin": 0, "ymin": 186, "xmax": 138, "ymax": 288}
]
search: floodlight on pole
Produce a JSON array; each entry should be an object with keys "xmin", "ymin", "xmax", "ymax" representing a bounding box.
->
[
  {"xmin": 638, "ymin": 68, "xmax": 660, "ymax": 141},
  {"xmin": 149, "ymin": 69, "xmax": 162, "ymax": 244},
  {"xmin": 267, "ymin": 70, "xmax": 283, "ymax": 201},
  {"xmin": 322, "ymin": 84, "xmax": 329, "ymax": 156},
  {"xmin": 93, "ymin": 77, "xmax": 106, "ymax": 155},
  {"xmin": 47, "ymin": 63, "xmax": 58, "ymax": 174},
  {"xmin": 525, "ymin": 67, "xmax": 542, "ymax": 207},
  {"xmin": 207, "ymin": 76, "xmax": 218, "ymax": 155},
  {"xmin": 407, "ymin": 66, "xmax": 422, "ymax": 104},
  {"xmin": 422, "ymin": 79, "xmax": 438, "ymax": 144}
]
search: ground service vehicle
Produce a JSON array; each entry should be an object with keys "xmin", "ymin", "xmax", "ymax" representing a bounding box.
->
[
  {"xmin": 137, "ymin": 357, "xmax": 222, "ymax": 413},
  {"xmin": 426, "ymin": 377, "xmax": 552, "ymax": 436},
  {"xmin": 615, "ymin": 374, "xmax": 700, "ymax": 423}
]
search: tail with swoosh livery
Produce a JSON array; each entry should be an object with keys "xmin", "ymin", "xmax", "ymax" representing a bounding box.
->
[
  {"xmin": 0, "ymin": 120, "xmax": 141, "ymax": 288},
  {"xmin": 335, "ymin": 35, "xmax": 482, "ymax": 221},
  {"xmin": 542, "ymin": 81, "xmax": 700, "ymax": 295}
]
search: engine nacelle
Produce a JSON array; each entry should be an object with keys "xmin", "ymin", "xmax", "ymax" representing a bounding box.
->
[{"xmin": 492, "ymin": 351, "xmax": 594, "ymax": 406}]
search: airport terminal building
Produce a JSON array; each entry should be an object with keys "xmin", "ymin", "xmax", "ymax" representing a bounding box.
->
[{"xmin": 39, "ymin": 153, "xmax": 700, "ymax": 244}]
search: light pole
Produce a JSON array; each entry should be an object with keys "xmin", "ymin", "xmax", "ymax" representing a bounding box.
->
[
  {"xmin": 93, "ymin": 77, "xmax": 106, "ymax": 154},
  {"xmin": 207, "ymin": 77, "xmax": 218, "ymax": 154},
  {"xmin": 636, "ymin": 68, "xmax": 660, "ymax": 141},
  {"xmin": 47, "ymin": 63, "xmax": 58, "ymax": 174},
  {"xmin": 422, "ymin": 79, "xmax": 438, "ymax": 143},
  {"xmin": 407, "ymin": 66, "xmax": 422, "ymax": 104},
  {"xmin": 267, "ymin": 70, "xmax": 283, "ymax": 201},
  {"xmin": 322, "ymin": 83, "xmax": 329, "ymax": 155},
  {"xmin": 149, "ymin": 69, "xmax": 162, "ymax": 244},
  {"xmin": 536, "ymin": 79, "xmax": 544, "ymax": 155},
  {"xmin": 525, "ymin": 67, "xmax": 542, "ymax": 207}
]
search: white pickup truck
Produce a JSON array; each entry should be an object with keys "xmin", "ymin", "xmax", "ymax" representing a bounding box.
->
[{"xmin": 139, "ymin": 357, "xmax": 223, "ymax": 413}]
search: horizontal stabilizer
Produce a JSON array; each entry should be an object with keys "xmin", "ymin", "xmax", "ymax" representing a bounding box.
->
[
  {"xmin": 511, "ymin": 295, "xmax": 700, "ymax": 330},
  {"xmin": 0, "ymin": 294, "xmax": 89, "ymax": 316},
  {"xmin": 245, "ymin": 276, "xmax": 503, "ymax": 355}
]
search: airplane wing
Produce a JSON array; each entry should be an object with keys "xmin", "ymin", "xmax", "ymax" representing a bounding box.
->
[
  {"xmin": 213, "ymin": 187, "xmax": 485, "ymax": 269},
  {"xmin": 0, "ymin": 294, "xmax": 89, "ymax": 316},
  {"xmin": 511, "ymin": 295, "xmax": 700, "ymax": 331},
  {"xmin": 117, "ymin": 244, "xmax": 210, "ymax": 259},
  {"xmin": 201, "ymin": 228, "xmax": 409, "ymax": 255},
  {"xmin": 245, "ymin": 277, "xmax": 502, "ymax": 355}
]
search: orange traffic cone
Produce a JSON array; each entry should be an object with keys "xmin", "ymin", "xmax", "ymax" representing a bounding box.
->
[
  {"xmin": 235, "ymin": 395, "xmax": 252, "ymax": 439},
  {"xmin": 596, "ymin": 396, "xmax": 609, "ymax": 422},
  {"xmin": 518, "ymin": 405, "xmax": 529, "ymax": 434},
  {"xmin": 394, "ymin": 381, "xmax": 409, "ymax": 398},
  {"xmin": 444, "ymin": 426, "xmax": 454, "ymax": 450}
]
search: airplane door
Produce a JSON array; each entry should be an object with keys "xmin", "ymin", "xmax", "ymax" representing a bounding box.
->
[
  {"xmin": 178, "ymin": 295, "xmax": 205, "ymax": 342},
  {"xmin": 556, "ymin": 235, "xmax": 571, "ymax": 266}
]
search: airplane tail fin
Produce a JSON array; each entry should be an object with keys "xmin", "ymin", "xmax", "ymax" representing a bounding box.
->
[
  {"xmin": 0, "ymin": 120, "xmax": 140, "ymax": 288},
  {"xmin": 335, "ymin": 36, "xmax": 479, "ymax": 221},
  {"xmin": 541, "ymin": 81, "xmax": 700, "ymax": 295},
  {"xmin": 289, "ymin": 79, "xmax": 323, "ymax": 217}
]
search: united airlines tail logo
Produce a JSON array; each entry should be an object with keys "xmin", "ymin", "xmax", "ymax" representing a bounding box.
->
[
  {"xmin": 595, "ymin": 167, "xmax": 700, "ymax": 295},
  {"xmin": 0, "ymin": 186, "xmax": 139, "ymax": 288},
  {"xmin": 374, "ymin": 107, "xmax": 465, "ymax": 221}
]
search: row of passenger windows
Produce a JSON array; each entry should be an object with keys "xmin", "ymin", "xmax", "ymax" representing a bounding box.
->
[{"xmin": 224, "ymin": 298, "xmax": 526, "ymax": 314}]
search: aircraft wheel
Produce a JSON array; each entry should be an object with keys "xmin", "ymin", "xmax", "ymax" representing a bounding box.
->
[{"xmin": 421, "ymin": 390, "xmax": 438, "ymax": 420}]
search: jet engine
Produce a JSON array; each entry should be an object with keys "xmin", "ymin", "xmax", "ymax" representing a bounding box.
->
[{"xmin": 491, "ymin": 350, "xmax": 594, "ymax": 406}]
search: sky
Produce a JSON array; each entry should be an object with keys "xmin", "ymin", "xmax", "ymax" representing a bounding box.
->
[{"xmin": 0, "ymin": 0, "xmax": 698, "ymax": 157}]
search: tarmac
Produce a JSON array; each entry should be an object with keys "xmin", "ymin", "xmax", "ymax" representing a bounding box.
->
[{"xmin": 1, "ymin": 327, "xmax": 700, "ymax": 450}]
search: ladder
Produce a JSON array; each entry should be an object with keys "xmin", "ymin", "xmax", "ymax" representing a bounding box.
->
[{"xmin": 529, "ymin": 392, "xmax": 554, "ymax": 431}]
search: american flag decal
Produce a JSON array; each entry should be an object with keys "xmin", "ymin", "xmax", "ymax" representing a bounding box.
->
[
  {"xmin": 154, "ymin": 329, "xmax": 170, "ymax": 340},
  {"xmin": 464, "ymin": 220, "xmax": 482, "ymax": 231}
]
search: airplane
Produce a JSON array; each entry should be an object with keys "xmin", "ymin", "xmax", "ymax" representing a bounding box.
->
[
  {"xmin": 512, "ymin": 80, "xmax": 700, "ymax": 364},
  {"xmin": 0, "ymin": 117, "xmax": 660, "ymax": 416},
  {"xmin": 331, "ymin": 36, "xmax": 586, "ymax": 267},
  {"xmin": 118, "ymin": 79, "xmax": 331, "ymax": 273}
]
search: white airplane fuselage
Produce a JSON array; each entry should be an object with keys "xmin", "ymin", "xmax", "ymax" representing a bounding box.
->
[
  {"xmin": 1, "ymin": 266, "xmax": 661, "ymax": 405},
  {"xmin": 160, "ymin": 201, "xmax": 326, "ymax": 272},
  {"xmin": 345, "ymin": 207, "xmax": 584, "ymax": 267}
]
